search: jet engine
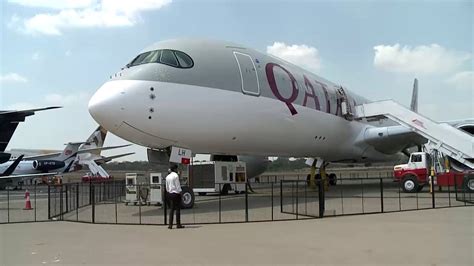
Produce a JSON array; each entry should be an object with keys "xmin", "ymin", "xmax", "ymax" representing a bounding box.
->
[{"xmin": 32, "ymin": 160, "xmax": 65, "ymax": 172}]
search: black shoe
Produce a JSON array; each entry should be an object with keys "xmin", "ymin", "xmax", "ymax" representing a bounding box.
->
[
  {"xmin": 177, "ymin": 225, "xmax": 185, "ymax": 229},
  {"xmin": 168, "ymin": 226, "xmax": 172, "ymax": 229}
]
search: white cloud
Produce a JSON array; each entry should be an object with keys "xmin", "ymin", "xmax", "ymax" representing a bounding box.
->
[
  {"xmin": 373, "ymin": 44, "xmax": 471, "ymax": 74},
  {"xmin": 8, "ymin": 0, "xmax": 95, "ymax": 9},
  {"xmin": 32, "ymin": 52, "xmax": 40, "ymax": 60},
  {"xmin": 446, "ymin": 71, "xmax": 474, "ymax": 90},
  {"xmin": 9, "ymin": 0, "xmax": 172, "ymax": 35},
  {"xmin": 0, "ymin": 73, "xmax": 28, "ymax": 83},
  {"xmin": 65, "ymin": 50, "xmax": 72, "ymax": 56},
  {"xmin": 266, "ymin": 42, "xmax": 321, "ymax": 73}
]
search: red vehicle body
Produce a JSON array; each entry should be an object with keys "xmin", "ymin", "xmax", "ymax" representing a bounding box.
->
[
  {"xmin": 393, "ymin": 152, "xmax": 473, "ymax": 193},
  {"xmin": 82, "ymin": 173, "xmax": 112, "ymax": 183}
]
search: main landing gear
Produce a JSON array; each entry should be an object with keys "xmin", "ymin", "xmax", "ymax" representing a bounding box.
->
[{"xmin": 306, "ymin": 158, "xmax": 337, "ymax": 191}]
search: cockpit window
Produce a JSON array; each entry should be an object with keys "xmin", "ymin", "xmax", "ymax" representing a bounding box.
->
[
  {"xmin": 127, "ymin": 49, "xmax": 194, "ymax": 69},
  {"xmin": 174, "ymin": 51, "xmax": 193, "ymax": 68},
  {"xmin": 160, "ymin": 50, "xmax": 179, "ymax": 67}
]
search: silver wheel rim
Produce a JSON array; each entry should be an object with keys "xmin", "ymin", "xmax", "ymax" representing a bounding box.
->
[
  {"xmin": 468, "ymin": 179, "xmax": 474, "ymax": 190},
  {"xmin": 404, "ymin": 180, "xmax": 415, "ymax": 191},
  {"xmin": 183, "ymin": 193, "xmax": 192, "ymax": 205}
]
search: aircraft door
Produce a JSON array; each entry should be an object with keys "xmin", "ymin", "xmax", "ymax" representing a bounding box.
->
[
  {"xmin": 233, "ymin": 52, "xmax": 260, "ymax": 96},
  {"xmin": 337, "ymin": 87, "xmax": 353, "ymax": 120}
]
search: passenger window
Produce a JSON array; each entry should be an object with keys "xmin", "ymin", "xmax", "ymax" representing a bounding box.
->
[
  {"xmin": 174, "ymin": 51, "xmax": 193, "ymax": 68},
  {"xmin": 160, "ymin": 50, "xmax": 179, "ymax": 67}
]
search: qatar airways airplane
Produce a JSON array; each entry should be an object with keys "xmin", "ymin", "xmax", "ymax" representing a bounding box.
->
[{"xmin": 88, "ymin": 39, "xmax": 472, "ymax": 171}]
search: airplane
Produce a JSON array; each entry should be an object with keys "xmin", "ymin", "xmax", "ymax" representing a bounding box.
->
[
  {"xmin": 8, "ymin": 126, "xmax": 134, "ymax": 166},
  {"xmin": 88, "ymin": 39, "xmax": 473, "ymax": 178},
  {"xmin": 0, "ymin": 106, "xmax": 60, "ymax": 164},
  {"xmin": 0, "ymin": 142, "xmax": 80, "ymax": 189}
]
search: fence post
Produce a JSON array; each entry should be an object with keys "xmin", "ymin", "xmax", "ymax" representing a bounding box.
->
[
  {"xmin": 76, "ymin": 183, "xmax": 79, "ymax": 221},
  {"xmin": 60, "ymin": 186, "xmax": 63, "ymax": 220},
  {"xmin": 218, "ymin": 183, "xmax": 221, "ymax": 223},
  {"xmin": 34, "ymin": 181, "xmax": 37, "ymax": 222},
  {"xmin": 7, "ymin": 188, "xmax": 10, "ymax": 223},
  {"xmin": 318, "ymin": 180, "xmax": 325, "ymax": 218},
  {"xmin": 91, "ymin": 184, "xmax": 95, "ymax": 223},
  {"xmin": 271, "ymin": 182, "xmax": 274, "ymax": 221},
  {"xmin": 65, "ymin": 185, "xmax": 69, "ymax": 213},
  {"xmin": 380, "ymin": 178, "xmax": 384, "ymax": 213},
  {"xmin": 245, "ymin": 182, "xmax": 249, "ymax": 222},
  {"xmin": 114, "ymin": 182, "xmax": 118, "ymax": 224},
  {"xmin": 447, "ymin": 177, "xmax": 451, "ymax": 207},
  {"xmin": 47, "ymin": 185, "xmax": 51, "ymax": 219},
  {"xmin": 361, "ymin": 179, "xmax": 365, "ymax": 214},
  {"xmin": 163, "ymin": 186, "xmax": 167, "ymax": 225},
  {"xmin": 398, "ymin": 182, "xmax": 402, "ymax": 211},
  {"xmin": 138, "ymin": 184, "xmax": 142, "ymax": 225},
  {"xmin": 295, "ymin": 181, "xmax": 299, "ymax": 220},
  {"xmin": 280, "ymin": 180, "xmax": 283, "ymax": 213},
  {"xmin": 431, "ymin": 177, "xmax": 436, "ymax": 209}
]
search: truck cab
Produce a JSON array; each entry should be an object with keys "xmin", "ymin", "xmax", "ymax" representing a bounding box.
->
[
  {"xmin": 393, "ymin": 152, "xmax": 431, "ymax": 193},
  {"xmin": 394, "ymin": 152, "xmax": 474, "ymax": 193}
]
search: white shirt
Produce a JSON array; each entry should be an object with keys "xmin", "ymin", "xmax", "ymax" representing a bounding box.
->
[{"xmin": 165, "ymin": 172, "xmax": 182, "ymax": 194}]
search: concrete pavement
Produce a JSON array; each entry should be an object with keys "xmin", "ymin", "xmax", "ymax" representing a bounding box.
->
[{"xmin": 1, "ymin": 207, "xmax": 473, "ymax": 265}]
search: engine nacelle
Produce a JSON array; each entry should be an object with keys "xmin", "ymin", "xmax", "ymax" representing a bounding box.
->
[{"xmin": 33, "ymin": 160, "xmax": 65, "ymax": 172}]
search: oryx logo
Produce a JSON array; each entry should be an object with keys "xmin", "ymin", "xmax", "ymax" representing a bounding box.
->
[
  {"xmin": 65, "ymin": 150, "xmax": 73, "ymax": 156},
  {"xmin": 412, "ymin": 119, "xmax": 426, "ymax": 129}
]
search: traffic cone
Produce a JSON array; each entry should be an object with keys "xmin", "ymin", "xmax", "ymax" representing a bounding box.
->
[{"xmin": 24, "ymin": 190, "xmax": 33, "ymax": 210}]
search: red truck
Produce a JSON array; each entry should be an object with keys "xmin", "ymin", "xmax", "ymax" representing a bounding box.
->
[{"xmin": 393, "ymin": 152, "xmax": 474, "ymax": 193}]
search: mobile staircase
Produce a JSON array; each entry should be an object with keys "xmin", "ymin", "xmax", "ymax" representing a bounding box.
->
[{"xmin": 354, "ymin": 100, "xmax": 474, "ymax": 169}]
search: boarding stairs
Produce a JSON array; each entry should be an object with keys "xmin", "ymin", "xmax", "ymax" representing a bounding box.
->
[
  {"xmin": 354, "ymin": 100, "xmax": 474, "ymax": 169},
  {"xmin": 83, "ymin": 160, "xmax": 110, "ymax": 177}
]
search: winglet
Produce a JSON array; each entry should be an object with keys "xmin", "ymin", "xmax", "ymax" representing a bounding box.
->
[
  {"xmin": 410, "ymin": 78, "xmax": 418, "ymax": 113},
  {"xmin": 1, "ymin": 155, "xmax": 24, "ymax": 176}
]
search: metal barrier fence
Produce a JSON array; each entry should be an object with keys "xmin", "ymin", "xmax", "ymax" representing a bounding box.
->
[
  {"xmin": 0, "ymin": 183, "xmax": 50, "ymax": 223},
  {"xmin": 281, "ymin": 177, "xmax": 474, "ymax": 218},
  {"xmin": 1, "ymin": 176, "xmax": 472, "ymax": 225}
]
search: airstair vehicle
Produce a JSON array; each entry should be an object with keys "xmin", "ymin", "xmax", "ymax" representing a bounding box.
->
[{"xmin": 355, "ymin": 100, "xmax": 474, "ymax": 170}]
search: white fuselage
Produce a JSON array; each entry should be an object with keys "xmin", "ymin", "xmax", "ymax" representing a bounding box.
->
[{"xmin": 88, "ymin": 39, "xmax": 403, "ymax": 163}]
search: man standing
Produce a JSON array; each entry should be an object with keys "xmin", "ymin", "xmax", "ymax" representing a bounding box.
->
[{"xmin": 165, "ymin": 164, "xmax": 184, "ymax": 229}]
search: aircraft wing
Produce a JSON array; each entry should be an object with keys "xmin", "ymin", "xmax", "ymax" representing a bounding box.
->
[
  {"xmin": 23, "ymin": 152, "xmax": 62, "ymax": 160},
  {"xmin": 0, "ymin": 155, "xmax": 24, "ymax": 176},
  {"xmin": 77, "ymin": 144, "xmax": 131, "ymax": 154},
  {"xmin": 94, "ymin": 152, "xmax": 135, "ymax": 165},
  {"xmin": 0, "ymin": 172, "xmax": 58, "ymax": 180},
  {"xmin": 0, "ymin": 106, "xmax": 61, "ymax": 151},
  {"xmin": 362, "ymin": 125, "xmax": 427, "ymax": 155}
]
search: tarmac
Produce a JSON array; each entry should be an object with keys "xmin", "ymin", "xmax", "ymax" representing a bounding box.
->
[{"xmin": 1, "ymin": 207, "xmax": 473, "ymax": 265}]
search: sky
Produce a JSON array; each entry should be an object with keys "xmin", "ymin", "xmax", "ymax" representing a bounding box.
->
[{"xmin": 1, "ymin": 0, "xmax": 473, "ymax": 161}]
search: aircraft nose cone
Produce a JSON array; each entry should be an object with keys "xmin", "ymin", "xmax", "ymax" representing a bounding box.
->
[{"xmin": 88, "ymin": 81, "xmax": 123, "ymax": 131}]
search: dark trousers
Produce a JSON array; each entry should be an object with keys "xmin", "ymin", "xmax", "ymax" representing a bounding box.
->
[{"xmin": 168, "ymin": 192, "xmax": 181, "ymax": 226}]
